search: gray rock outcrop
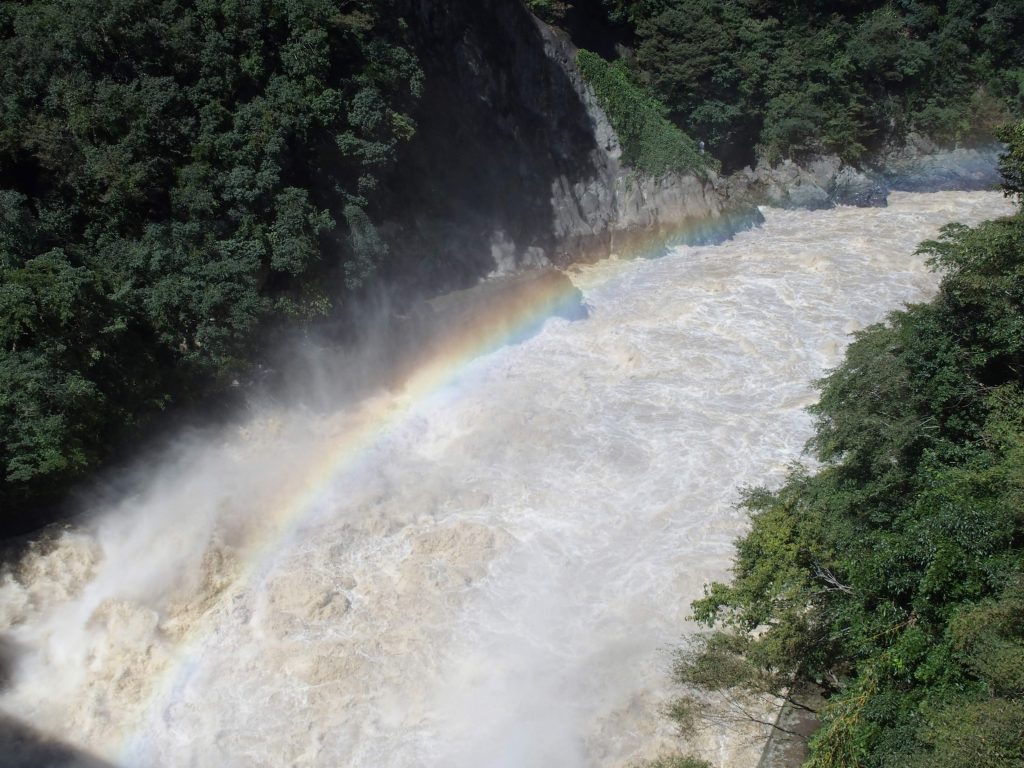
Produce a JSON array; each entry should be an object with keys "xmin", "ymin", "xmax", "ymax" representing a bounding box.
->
[
  {"xmin": 715, "ymin": 136, "xmax": 1000, "ymax": 211},
  {"xmin": 378, "ymin": 0, "xmax": 757, "ymax": 293},
  {"xmin": 722, "ymin": 155, "xmax": 887, "ymax": 210},
  {"xmin": 538, "ymin": 22, "xmax": 761, "ymax": 261},
  {"xmin": 831, "ymin": 165, "xmax": 889, "ymax": 207},
  {"xmin": 874, "ymin": 133, "xmax": 1002, "ymax": 192}
]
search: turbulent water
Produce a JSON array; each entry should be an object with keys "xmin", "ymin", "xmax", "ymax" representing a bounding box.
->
[{"xmin": 0, "ymin": 192, "xmax": 1015, "ymax": 768}]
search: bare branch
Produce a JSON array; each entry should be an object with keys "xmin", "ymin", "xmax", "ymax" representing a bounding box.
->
[{"xmin": 813, "ymin": 564, "xmax": 855, "ymax": 595}]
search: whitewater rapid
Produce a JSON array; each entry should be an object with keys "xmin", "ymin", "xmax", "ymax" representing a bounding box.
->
[{"xmin": 0, "ymin": 192, "xmax": 1014, "ymax": 768}]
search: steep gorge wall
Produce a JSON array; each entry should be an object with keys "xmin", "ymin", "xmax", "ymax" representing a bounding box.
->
[{"xmin": 374, "ymin": 0, "xmax": 747, "ymax": 296}]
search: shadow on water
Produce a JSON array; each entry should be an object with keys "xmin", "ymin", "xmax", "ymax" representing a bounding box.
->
[
  {"xmin": 0, "ymin": 714, "xmax": 116, "ymax": 768},
  {"xmin": 266, "ymin": 267, "xmax": 588, "ymax": 413},
  {"xmin": 0, "ymin": 639, "xmax": 115, "ymax": 766},
  {"xmin": 1, "ymin": 264, "xmax": 591, "ymax": 543}
]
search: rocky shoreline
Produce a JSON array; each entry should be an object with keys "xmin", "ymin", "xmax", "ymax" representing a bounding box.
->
[
  {"xmin": 721, "ymin": 141, "xmax": 1002, "ymax": 212},
  {"xmin": 543, "ymin": 11, "xmax": 1004, "ymax": 264}
]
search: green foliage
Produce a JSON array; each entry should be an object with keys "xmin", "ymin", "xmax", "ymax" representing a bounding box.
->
[
  {"xmin": 526, "ymin": 0, "xmax": 569, "ymax": 24},
  {"xmin": 908, "ymin": 697, "xmax": 1024, "ymax": 768},
  {"xmin": 576, "ymin": 49, "xmax": 714, "ymax": 177},
  {"xmin": 0, "ymin": 0, "xmax": 422, "ymax": 516},
  {"xmin": 672, "ymin": 123, "xmax": 1024, "ymax": 766},
  {"xmin": 616, "ymin": 0, "xmax": 1024, "ymax": 168}
]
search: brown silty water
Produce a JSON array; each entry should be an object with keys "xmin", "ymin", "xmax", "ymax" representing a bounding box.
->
[{"xmin": 0, "ymin": 191, "xmax": 1014, "ymax": 767}]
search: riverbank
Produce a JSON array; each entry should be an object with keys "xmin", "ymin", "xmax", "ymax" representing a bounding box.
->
[{"xmin": 672, "ymin": 182, "xmax": 1023, "ymax": 766}]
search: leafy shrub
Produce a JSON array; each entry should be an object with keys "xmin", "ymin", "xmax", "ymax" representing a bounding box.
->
[
  {"xmin": 576, "ymin": 49, "xmax": 714, "ymax": 177},
  {"xmin": 670, "ymin": 121, "xmax": 1024, "ymax": 767}
]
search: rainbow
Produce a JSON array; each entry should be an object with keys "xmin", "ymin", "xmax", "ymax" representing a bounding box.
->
[{"xmin": 114, "ymin": 209, "xmax": 757, "ymax": 764}]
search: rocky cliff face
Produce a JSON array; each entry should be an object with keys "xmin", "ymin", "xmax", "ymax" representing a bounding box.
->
[
  {"xmin": 376, "ymin": 0, "xmax": 754, "ymax": 296},
  {"xmin": 531, "ymin": 22, "xmax": 760, "ymax": 262}
]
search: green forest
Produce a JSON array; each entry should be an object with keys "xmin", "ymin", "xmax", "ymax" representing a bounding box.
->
[
  {"xmin": 668, "ymin": 125, "xmax": 1024, "ymax": 767},
  {"xmin": 557, "ymin": 0, "xmax": 1024, "ymax": 169},
  {"xmin": 0, "ymin": 0, "xmax": 422, "ymax": 520}
]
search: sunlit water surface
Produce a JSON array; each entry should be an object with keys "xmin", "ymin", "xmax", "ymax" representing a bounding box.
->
[{"xmin": 0, "ymin": 192, "xmax": 1014, "ymax": 767}]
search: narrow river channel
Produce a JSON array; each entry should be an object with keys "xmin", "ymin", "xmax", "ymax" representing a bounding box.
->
[{"xmin": 0, "ymin": 191, "xmax": 1013, "ymax": 768}]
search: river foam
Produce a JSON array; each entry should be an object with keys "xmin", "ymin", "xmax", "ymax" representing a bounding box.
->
[{"xmin": 0, "ymin": 192, "xmax": 1015, "ymax": 767}]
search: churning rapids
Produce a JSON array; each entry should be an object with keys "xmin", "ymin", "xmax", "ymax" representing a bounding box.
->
[{"xmin": 0, "ymin": 191, "xmax": 1015, "ymax": 768}]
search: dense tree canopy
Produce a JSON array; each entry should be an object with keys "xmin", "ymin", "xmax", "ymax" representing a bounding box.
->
[
  {"xmin": 599, "ymin": 0, "xmax": 1024, "ymax": 169},
  {"xmin": 0, "ymin": 0, "xmax": 422, "ymax": 519},
  {"xmin": 672, "ymin": 125, "xmax": 1024, "ymax": 767}
]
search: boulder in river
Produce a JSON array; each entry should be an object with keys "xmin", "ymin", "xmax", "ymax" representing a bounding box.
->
[{"xmin": 831, "ymin": 166, "xmax": 889, "ymax": 207}]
